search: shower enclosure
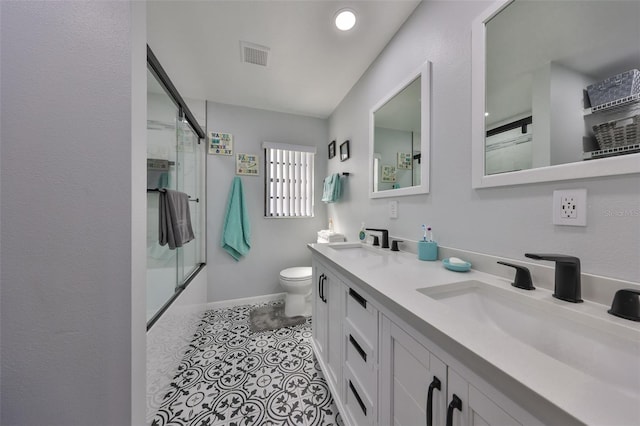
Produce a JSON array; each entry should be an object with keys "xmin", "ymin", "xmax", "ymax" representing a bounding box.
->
[{"xmin": 146, "ymin": 46, "xmax": 206, "ymax": 328}]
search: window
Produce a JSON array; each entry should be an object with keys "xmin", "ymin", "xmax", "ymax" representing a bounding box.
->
[{"xmin": 263, "ymin": 142, "xmax": 316, "ymax": 218}]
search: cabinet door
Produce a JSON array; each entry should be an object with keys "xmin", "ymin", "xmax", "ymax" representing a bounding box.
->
[
  {"xmin": 312, "ymin": 263, "xmax": 328, "ymax": 359},
  {"xmin": 447, "ymin": 369, "xmax": 522, "ymax": 426},
  {"xmin": 325, "ymin": 271, "xmax": 343, "ymax": 394},
  {"xmin": 380, "ymin": 316, "xmax": 447, "ymax": 426}
]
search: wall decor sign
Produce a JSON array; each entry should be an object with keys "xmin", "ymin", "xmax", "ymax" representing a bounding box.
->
[
  {"xmin": 236, "ymin": 153, "xmax": 259, "ymax": 176},
  {"xmin": 381, "ymin": 165, "xmax": 396, "ymax": 182},
  {"xmin": 340, "ymin": 140, "xmax": 350, "ymax": 162},
  {"xmin": 328, "ymin": 140, "xmax": 336, "ymax": 159},
  {"xmin": 397, "ymin": 152, "xmax": 412, "ymax": 169},
  {"xmin": 208, "ymin": 132, "xmax": 233, "ymax": 155}
]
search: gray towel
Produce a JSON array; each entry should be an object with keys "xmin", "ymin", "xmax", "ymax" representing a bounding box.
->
[{"xmin": 159, "ymin": 189, "xmax": 195, "ymax": 250}]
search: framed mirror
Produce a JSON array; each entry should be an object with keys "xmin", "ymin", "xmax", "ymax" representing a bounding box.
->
[
  {"xmin": 369, "ymin": 60, "xmax": 431, "ymax": 198},
  {"xmin": 472, "ymin": 0, "xmax": 640, "ymax": 188}
]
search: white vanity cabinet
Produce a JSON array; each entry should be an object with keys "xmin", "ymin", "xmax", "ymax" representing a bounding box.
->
[
  {"xmin": 446, "ymin": 368, "xmax": 522, "ymax": 426},
  {"xmin": 379, "ymin": 316, "xmax": 447, "ymax": 426},
  {"xmin": 311, "ymin": 252, "xmax": 541, "ymax": 426},
  {"xmin": 380, "ymin": 314, "xmax": 533, "ymax": 426},
  {"xmin": 312, "ymin": 259, "xmax": 345, "ymax": 399},
  {"xmin": 342, "ymin": 285, "xmax": 379, "ymax": 426}
]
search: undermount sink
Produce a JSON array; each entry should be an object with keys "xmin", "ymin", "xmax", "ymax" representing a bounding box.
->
[
  {"xmin": 418, "ymin": 280, "xmax": 640, "ymax": 396},
  {"xmin": 327, "ymin": 242, "xmax": 384, "ymax": 258}
]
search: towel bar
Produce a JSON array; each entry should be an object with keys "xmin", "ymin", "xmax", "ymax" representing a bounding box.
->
[{"xmin": 147, "ymin": 188, "xmax": 199, "ymax": 203}]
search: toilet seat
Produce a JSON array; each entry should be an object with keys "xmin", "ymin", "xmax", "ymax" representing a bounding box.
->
[{"xmin": 280, "ymin": 267, "xmax": 312, "ymax": 282}]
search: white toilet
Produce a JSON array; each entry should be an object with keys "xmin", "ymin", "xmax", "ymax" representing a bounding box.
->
[{"xmin": 279, "ymin": 266, "xmax": 313, "ymax": 317}]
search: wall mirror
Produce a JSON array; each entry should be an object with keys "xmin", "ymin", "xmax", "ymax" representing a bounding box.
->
[
  {"xmin": 472, "ymin": 0, "xmax": 640, "ymax": 188},
  {"xmin": 369, "ymin": 60, "xmax": 431, "ymax": 198}
]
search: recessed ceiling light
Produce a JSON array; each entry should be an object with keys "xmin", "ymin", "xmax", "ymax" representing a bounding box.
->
[{"xmin": 335, "ymin": 9, "xmax": 356, "ymax": 31}]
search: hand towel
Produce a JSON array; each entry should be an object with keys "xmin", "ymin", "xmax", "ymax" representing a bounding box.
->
[
  {"xmin": 158, "ymin": 188, "xmax": 195, "ymax": 250},
  {"xmin": 321, "ymin": 173, "xmax": 342, "ymax": 203},
  {"xmin": 222, "ymin": 177, "xmax": 251, "ymax": 261}
]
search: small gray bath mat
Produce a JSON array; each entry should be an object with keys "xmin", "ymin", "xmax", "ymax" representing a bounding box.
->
[{"xmin": 249, "ymin": 304, "xmax": 306, "ymax": 332}]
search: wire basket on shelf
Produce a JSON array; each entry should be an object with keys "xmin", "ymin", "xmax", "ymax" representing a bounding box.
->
[
  {"xmin": 587, "ymin": 69, "xmax": 640, "ymax": 107},
  {"xmin": 592, "ymin": 114, "xmax": 639, "ymax": 150}
]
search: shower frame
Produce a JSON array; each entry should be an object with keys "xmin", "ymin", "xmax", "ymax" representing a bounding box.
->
[{"xmin": 146, "ymin": 45, "xmax": 207, "ymax": 330}]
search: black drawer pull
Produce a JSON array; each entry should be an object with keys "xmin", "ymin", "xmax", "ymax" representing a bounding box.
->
[
  {"xmin": 349, "ymin": 288, "xmax": 367, "ymax": 309},
  {"xmin": 318, "ymin": 273, "xmax": 324, "ymax": 302},
  {"xmin": 349, "ymin": 380, "xmax": 367, "ymax": 416},
  {"xmin": 349, "ymin": 334, "xmax": 367, "ymax": 362},
  {"xmin": 446, "ymin": 394, "xmax": 462, "ymax": 426},
  {"xmin": 427, "ymin": 376, "xmax": 441, "ymax": 426}
]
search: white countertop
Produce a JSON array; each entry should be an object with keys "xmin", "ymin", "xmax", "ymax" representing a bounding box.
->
[{"xmin": 309, "ymin": 242, "xmax": 640, "ymax": 426}]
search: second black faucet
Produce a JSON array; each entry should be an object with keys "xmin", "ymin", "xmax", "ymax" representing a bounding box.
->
[{"xmin": 365, "ymin": 228, "xmax": 389, "ymax": 249}]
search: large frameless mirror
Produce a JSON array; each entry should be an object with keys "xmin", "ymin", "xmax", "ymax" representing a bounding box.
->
[
  {"xmin": 369, "ymin": 60, "xmax": 431, "ymax": 198},
  {"xmin": 471, "ymin": 0, "xmax": 640, "ymax": 188}
]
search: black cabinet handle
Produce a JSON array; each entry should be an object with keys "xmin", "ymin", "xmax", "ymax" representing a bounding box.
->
[
  {"xmin": 318, "ymin": 273, "xmax": 324, "ymax": 302},
  {"xmin": 446, "ymin": 394, "xmax": 462, "ymax": 426},
  {"xmin": 349, "ymin": 288, "xmax": 367, "ymax": 309},
  {"xmin": 426, "ymin": 376, "xmax": 441, "ymax": 426},
  {"xmin": 349, "ymin": 380, "xmax": 367, "ymax": 416},
  {"xmin": 349, "ymin": 334, "xmax": 367, "ymax": 362},
  {"xmin": 321, "ymin": 275, "xmax": 327, "ymax": 303}
]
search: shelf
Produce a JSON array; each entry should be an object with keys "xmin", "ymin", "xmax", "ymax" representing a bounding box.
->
[
  {"xmin": 583, "ymin": 143, "xmax": 640, "ymax": 160},
  {"xmin": 584, "ymin": 94, "xmax": 640, "ymax": 116}
]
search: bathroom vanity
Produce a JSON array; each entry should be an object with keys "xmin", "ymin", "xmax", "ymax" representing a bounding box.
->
[{"xmin": 309, "ymin": 242, "xmax": 640, "ymax": 426}]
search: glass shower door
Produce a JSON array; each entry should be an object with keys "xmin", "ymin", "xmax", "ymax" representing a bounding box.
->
[
  {"xmin": 175, "ymin": 118, "xmax": 202, "ymax": 283},
  {"xmin": 147, "ymin": 69, "xmax": 180, "ymax": 321}
]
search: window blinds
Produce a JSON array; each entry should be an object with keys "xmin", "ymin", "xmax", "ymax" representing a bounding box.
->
[{"xmin": 263, "ymin": 142, "xmax": 315, "ymax": 218}]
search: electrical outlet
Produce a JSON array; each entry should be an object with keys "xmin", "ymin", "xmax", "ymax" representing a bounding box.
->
[
  {"xmin": 389, "ymin": 200, "xmax": 398, "ymax": 219},
  {"xmin": 553, "ymin": 189, "xmax": 587, "ymax": 226}
]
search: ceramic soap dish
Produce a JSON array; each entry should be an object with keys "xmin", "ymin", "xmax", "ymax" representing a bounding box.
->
[{"xmin": 442, "ymin": 258, "xmax": 471, "ymax": 272}]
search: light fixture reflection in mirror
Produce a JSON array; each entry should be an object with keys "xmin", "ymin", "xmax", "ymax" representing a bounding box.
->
[
  {"xmin": 369, "ymin": 60, "xmax": 431, "ymax": 198},
  {"xmin": 472, "ymin": 0, "xmax": 640, "ymax": 188}
]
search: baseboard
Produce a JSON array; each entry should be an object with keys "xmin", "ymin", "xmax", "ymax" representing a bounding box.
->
[{"xmin": 203, "ymin": 293, "xmax": 286, "ymax": 310}]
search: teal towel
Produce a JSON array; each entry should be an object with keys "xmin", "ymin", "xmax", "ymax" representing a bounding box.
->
[
  {"xmin": 321, "ymin": 173, "xmax": 342, "ymax": 203},
  {"xmin": 221, "ymin": 177, "xmax": 251, "ymax": 260}
]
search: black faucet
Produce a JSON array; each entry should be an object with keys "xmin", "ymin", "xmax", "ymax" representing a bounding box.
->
[
  {"xmin": 365, "ymin": 228, "xmax": 389, "ymax": 249},
  {"xmin": 524, "ymin": 253, "xmax": 582, "ymax": 303}
]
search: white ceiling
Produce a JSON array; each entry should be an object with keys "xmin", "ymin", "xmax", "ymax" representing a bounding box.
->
[{"xmin": 147, "ymin": 0, "xmax": 421, "ymax": 119}]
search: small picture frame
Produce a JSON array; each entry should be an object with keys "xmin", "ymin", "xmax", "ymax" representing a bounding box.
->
[
  {"xmin": 340, "ymin": 140, "xmax": 350, "ymax": 162},
  {"xmin": 381, "ymin": 165, "xmax": 396, "ymax": 182},
  {"xmin": 328, "ymin": 140, "xmax": 336, "ymax": 159},
  {"xmin": 397, "ymin": 152, "xmax": 412, "ymax": 169},
  {"xmin": 236, "ymin": 153, "xmax": 259, "ymax": 176}
]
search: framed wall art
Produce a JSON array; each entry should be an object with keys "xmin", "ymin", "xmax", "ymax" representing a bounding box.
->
[
  {"xmin": 236, "ymin": 153, "xmax": 259, "ymax": 176},
  {"xmin": 328, "ymin": 140, "xmax": 336, "ymax": 159},
  {"xmin": 340, "ymin": 140, "xmax": 350, "ymax": 162},
  {"xmin": 397, "ymin": 152, "xmax": 412, "ymax": 169}
]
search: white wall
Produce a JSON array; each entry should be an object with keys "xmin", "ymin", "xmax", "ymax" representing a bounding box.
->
[
  {"xmin": 327, "ymin": 1, "xmax": 640, "ymax": 283},
  {"xmin": 1, "ymin": 2, "xmax": 144, "ymax": 424},
  {"xmin": 206, "ymin": 102, "xmax": 328, "ymax": 302},
  {"xmin": 549, "ymin": 62, "xmax": 594, "ymax": 165}
]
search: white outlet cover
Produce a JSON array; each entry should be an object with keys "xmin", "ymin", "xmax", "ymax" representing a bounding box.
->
[
  {"xmin": 553, "ymin": 189, "xmax": 587, "ymax": 226},
  {"xmin": 389, "ymin": 200, "xmax": 398, "ymax": 219}
]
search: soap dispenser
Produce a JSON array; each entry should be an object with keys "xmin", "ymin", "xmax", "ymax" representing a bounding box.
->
[
  {"xmin": 358, "ymin": 223, "xmax": 367, "ymax": 242},
  {"xmin": 418, "ymin": 225, "xmax": 438, "ymax": 261}
]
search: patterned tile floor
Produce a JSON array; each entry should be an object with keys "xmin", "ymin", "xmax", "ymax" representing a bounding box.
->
[{"xmin": 150, "ymin": 301, "xmax": 343, "ymax": 426}]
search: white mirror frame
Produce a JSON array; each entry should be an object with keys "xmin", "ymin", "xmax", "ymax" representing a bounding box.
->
[
  {"xmin": 369, "ymin": 60, "xmax": 431, "ymax": 198},
  {"xmin": 471, "ymin": 0, "xmax": 640, "ymax": 189}
]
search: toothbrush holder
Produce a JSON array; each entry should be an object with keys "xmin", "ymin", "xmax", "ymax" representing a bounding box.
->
[{"xmin": 418, "ymin": 240, "xmax": 438, "ymax": 261}]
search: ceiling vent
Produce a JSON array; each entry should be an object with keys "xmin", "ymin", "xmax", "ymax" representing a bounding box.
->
[{"xmin": 240, "ymin": 41, "xmax": 270, "ymax": 67}]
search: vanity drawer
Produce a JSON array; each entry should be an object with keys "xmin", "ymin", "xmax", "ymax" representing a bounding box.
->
[
  {"xmin": 344, "ymin": 364, "xmax": 375, "ymax": 426},
  {"xmin": 345, "ymin": 286, "xmax": 378, "ymax": 348},
  {"xmin": 344, "ymin": 323, "xmax": 377, "ymax": 400}
]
